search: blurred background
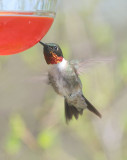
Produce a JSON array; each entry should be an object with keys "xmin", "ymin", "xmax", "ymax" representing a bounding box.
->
[{"xmin": 0, "ymin": 0, "xmax": 127, "ymax": 159}]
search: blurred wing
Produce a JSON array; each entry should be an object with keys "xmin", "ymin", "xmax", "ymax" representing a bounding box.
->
[
  {"xmin": 70, "ymin": 57, "xmax": 114, "ymax": 75},
  {"xmin": 26, "ymin": 72, "xmax": 49, "ymax": 84}
]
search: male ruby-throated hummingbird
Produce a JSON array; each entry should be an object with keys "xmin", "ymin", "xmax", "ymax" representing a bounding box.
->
[{"xmin": 39, "ymin": 41, "xmax": 102, "ymax": 123}]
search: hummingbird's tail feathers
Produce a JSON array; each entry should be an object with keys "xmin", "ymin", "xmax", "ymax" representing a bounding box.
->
[
  {"xmin": 85, "ymin": 97, "xmax": 102, "ymax": 118},
  {"xmin": 64, "ymin": 99, "xmax": 83, "ymax": 123}
]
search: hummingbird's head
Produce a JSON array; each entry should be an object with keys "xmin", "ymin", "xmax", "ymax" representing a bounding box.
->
[{"xmin": 39, "ymin": 41, "xmax": 63, "ymax": 64}]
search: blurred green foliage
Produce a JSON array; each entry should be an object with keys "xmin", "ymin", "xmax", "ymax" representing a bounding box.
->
[
  {"xmin": 6, "ymin": 134, "xmax": 21, "ymax": 155},
  {"xmin": 21, "ymin": 46, "xmax": 42, "ymax": 70},
  {"xmin": 6, "ymin": 114, "xmax": 25, "ymax": 154},
  {"xmin": 119, "ymin": 41, "xmax": 127, "ymax": 82},
  {"xmin": 37, "ymin": 129, "xmax": 57, "ymax": 149},
  {"xmin": 90, "ymin": 24, "xmax": 114, "ymax": 49},
  {"xmin": 0, "ymin": 56, "xmax": 9, "ymax": 70}
]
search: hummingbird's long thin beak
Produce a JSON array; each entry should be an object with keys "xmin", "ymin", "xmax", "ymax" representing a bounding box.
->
[{"xmin": 39, "ymin": 41, "xmax": 46, "ymax": 46}]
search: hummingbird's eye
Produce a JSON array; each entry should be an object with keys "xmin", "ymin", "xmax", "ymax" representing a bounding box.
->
[{"xmin": 54, "ymin": 46, "xmax": 58, "ymax": 50}]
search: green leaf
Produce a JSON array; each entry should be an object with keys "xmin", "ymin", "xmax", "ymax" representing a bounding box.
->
[
  {"xmin": 37, "ymin": 129, "xmax": 56, "ymax": 149},
  {"xmin": 10, "ymin": 114, "xmax": 26, "ymax": 138},
  {"xmin": 6, "ymin": 134, "xmax": 21, "ymax": 154},
  {"xmin": 5, "ymin": 114, "xmax": 26, "ymax": 154}
]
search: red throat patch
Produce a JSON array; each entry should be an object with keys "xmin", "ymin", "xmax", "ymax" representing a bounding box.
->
[{"xmin": 44, "ymin": 51, "xmax": 63, "ymax": 64}]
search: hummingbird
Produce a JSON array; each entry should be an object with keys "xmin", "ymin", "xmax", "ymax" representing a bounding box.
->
[{"xmin": 39, "ymin": 41, "xmax": 102, "ymax": 123}]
